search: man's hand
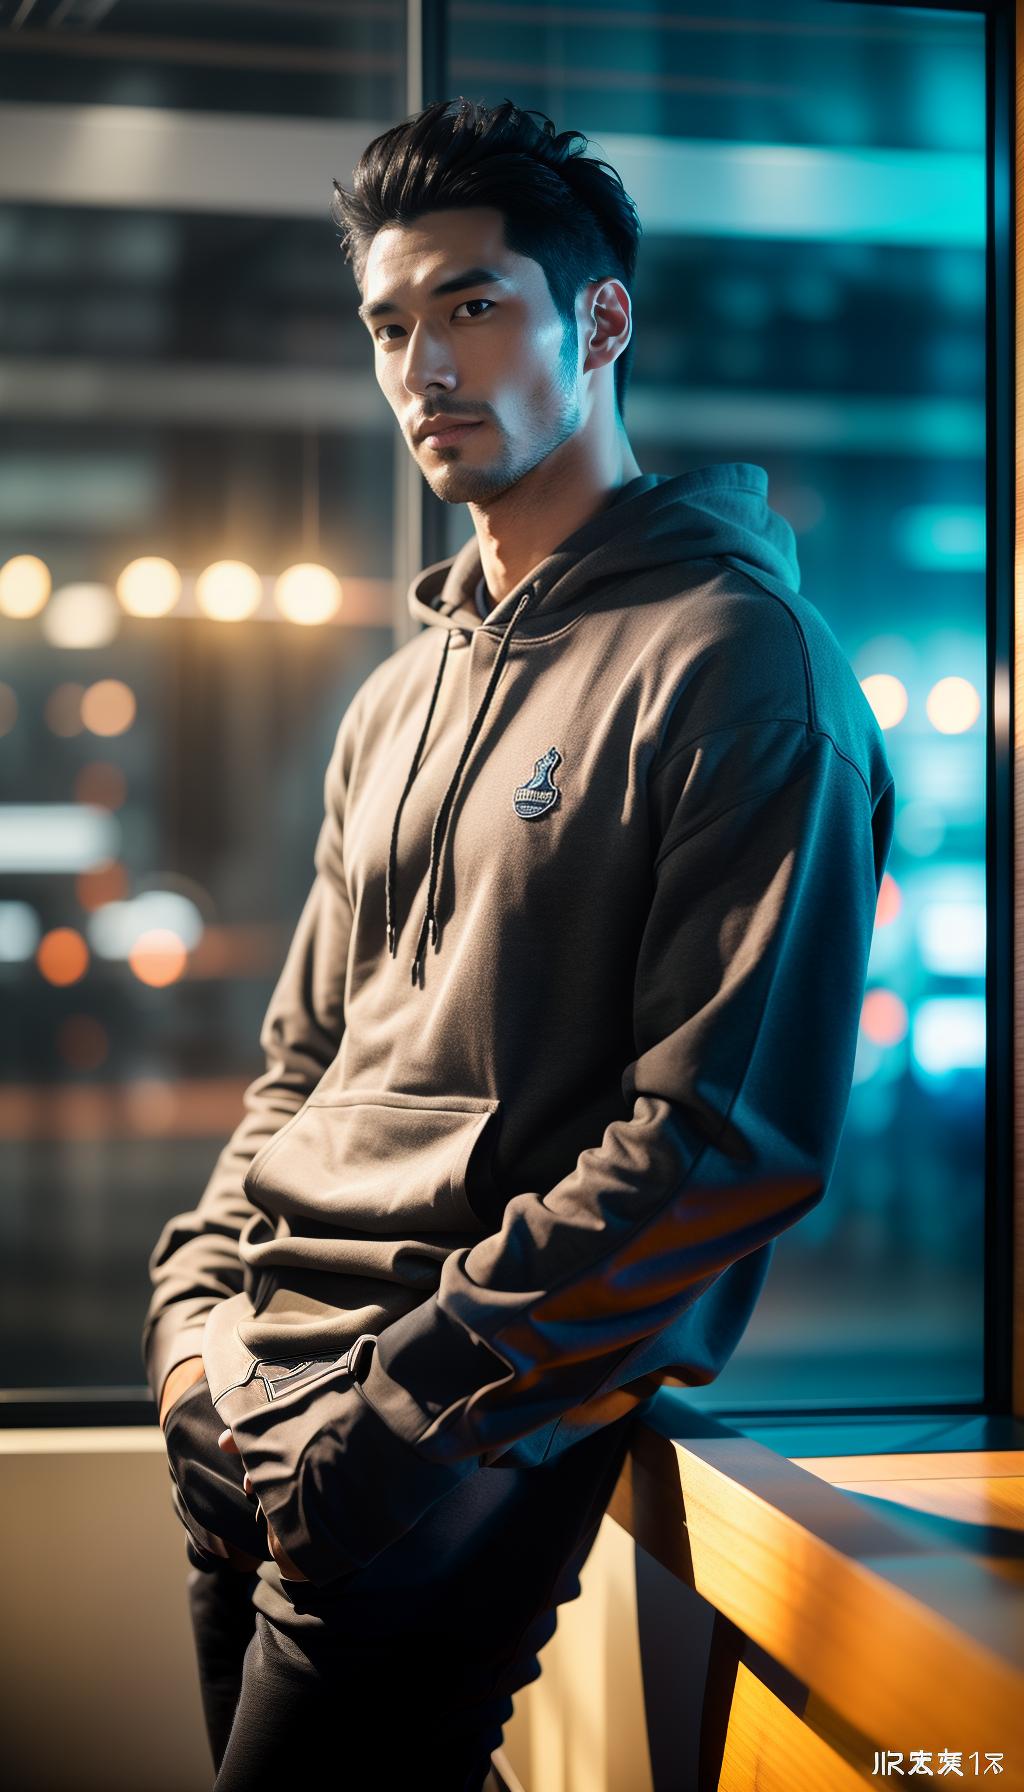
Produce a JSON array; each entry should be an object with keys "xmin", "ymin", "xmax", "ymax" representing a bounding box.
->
[
  {"xmin": 218, "ymin": 1428, "xmax": 310, "ymax": 1582},
  {"xmin": 160, "ymin": 1356, "xmax": 263, "ymax": 1573}
]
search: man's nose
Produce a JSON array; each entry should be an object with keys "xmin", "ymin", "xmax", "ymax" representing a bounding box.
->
[{"xmin": 401, "ymin": 323, "xmax": 458, "ymax": 399}]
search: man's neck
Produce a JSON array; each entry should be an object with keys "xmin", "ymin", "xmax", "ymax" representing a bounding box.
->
[{"xmin": 470, "ymin": 431, "xmax": 642, "ymax": 607}]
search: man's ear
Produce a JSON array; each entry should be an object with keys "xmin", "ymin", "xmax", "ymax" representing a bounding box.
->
[{"xmin": 581, "ymin": 276, "xmax": 632, "ymax": 378}]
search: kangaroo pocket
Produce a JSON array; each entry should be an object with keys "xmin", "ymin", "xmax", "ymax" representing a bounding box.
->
[{"xmin": 239, "ymin": 1088, "xmax": 502, "ymax": 1277}]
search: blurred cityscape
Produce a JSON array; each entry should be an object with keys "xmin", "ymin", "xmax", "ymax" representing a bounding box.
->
[{"xmin": 0, "ymin": 0, "xmax": 988, "ymax": 1408}]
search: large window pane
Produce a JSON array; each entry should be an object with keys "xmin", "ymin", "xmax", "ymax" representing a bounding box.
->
[
  {"xmin": 1, "ymin": 1, "xmax": 991, "ymax": 1413},
  {"xmin": 447, "ymin": 0, "xmax": 987, "ymax": 1407},
  {"xmin": 0, "ymin": 11, "xmax": 406, "ymax": 1396}
]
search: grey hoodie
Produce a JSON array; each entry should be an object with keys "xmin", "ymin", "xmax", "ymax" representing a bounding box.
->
[{"xmin": 143, "ymin": 462, "xmax": 895, "ymax": 1585}]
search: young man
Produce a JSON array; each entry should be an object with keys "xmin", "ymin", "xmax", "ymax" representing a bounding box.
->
[{"xmin": 146, "ymin": 97, "xmax": 895, "ymax": 1789}]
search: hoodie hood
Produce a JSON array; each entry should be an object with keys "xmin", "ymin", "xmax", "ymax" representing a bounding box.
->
[
  {"xmin": 408, "ymin": 462, "xmax": 800, "ymax": 635},
  {"xmin": 390, "ymin": 463, "xmax": 801, "ymax": 986}
]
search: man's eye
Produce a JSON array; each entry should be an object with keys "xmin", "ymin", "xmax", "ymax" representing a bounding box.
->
[
  {"xmin": 452, "ymin": 298, "xmax": 494, "ymax": 320},
  {"xmin": 374, "ymin": 298, "xmax": 494, "ymax": 344}
]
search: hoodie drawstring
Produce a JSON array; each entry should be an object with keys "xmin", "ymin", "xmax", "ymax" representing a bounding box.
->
[
  {"xmin": 385, "ymin": 627, "xmax": 454, "ymax": 961},
  {"xmin": 411, "ymin": 583, "xmax": 535, "ymax": 984},
  {"xmin": 386, "ymin": 583, "xmax": 536, "ymax": 987}
]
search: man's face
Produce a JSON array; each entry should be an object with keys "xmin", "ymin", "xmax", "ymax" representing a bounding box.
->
[{"xmin": 358, "ymin": 206, "xmax": 583, "ymax": 505}]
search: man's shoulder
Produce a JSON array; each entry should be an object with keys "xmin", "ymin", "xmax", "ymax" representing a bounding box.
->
[
  {"xmin": 334, "ymin": 626, "xmax": 440, "ymax": 742},
  {"xmin": 650, "ymin": 558, "xmax": 890, "ymax": 799}
]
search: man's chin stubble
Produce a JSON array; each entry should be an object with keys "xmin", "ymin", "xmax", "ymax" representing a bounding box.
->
[{"xmin": 422, "ymin": 462, "xmax": 523, "ymax": 506}]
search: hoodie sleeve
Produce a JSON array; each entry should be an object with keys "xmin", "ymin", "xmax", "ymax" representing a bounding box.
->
[
  {"xmin": 140, "ymin": 712, "xmax": 357, "ymax": 1411},
  {"xmin": 236, "ymin": 715, "xmax": 896, "ymax": 1587}
]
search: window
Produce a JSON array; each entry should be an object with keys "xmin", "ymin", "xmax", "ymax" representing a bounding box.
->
[
  {"xmin": 444, "ymin": 0, "xmax": 996, "ymax": 1411},
  {"xmin": 1, "ymin": 1, "xmax": 1011, "ymax": 1420},
  {"xmin": 0, "ymin": 3, "xmax": 407, "ymax": 1407}
]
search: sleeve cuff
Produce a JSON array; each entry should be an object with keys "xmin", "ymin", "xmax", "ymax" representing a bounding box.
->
[
  {"xmin": 220, "ymin": 1347, "xmax": 478, "ymax": 1588},
  {"xmin": 361, "ymin": 1291, "xmax": 514, "ymax": 1460},
  {"xmin": 141, "ymin": 1312, "xmax": 211, "ymax": 1411}
]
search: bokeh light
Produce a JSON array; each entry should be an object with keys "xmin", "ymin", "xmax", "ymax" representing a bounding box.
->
[
  {"xmin": 37, "ymin": 927, "xmax": 90, "ymax": 986},
  {"xmin": 116, "ymin": 556, "xmax": 182, "ymax": 618},
  {"xmin": 195, "ymin": 560, "xmax": 263, "ymax": 621},
  {"xmin": 41, "ymin": 583, "xmax": 120, "ymax": 649},
  {"xmin": 273, "ymin": 563, "xmax": 343, "ymax": 625},
  {"xmin": 0, "ymin": 554, "xmax": 51, "ymax": 618},
  {"xmin": 860, "ymin": 987, "xmax": 909, "ymax": 1047},
  {"xmin": 128, "ymin": 927, "xmax": 188, "ymax": 986},
  {"xmin": 88, "ymin": 889, "xmax": 203, "ymax": 955},
  {"xmin": 926, "ymin": 675, "xmax": 981, "ymax": 733},
  {"xmin": 860, "ymin": 673, "xmax": 908, "ymax": 730},
  {"xmin": 0, "ymin": 900, "xmax": 41, "ymax": 961},
  {"xmin": 81, "ymin": 679, "xmax": 136, "ymax": 736},
  {"xmin": 913, "ymin": 997, "xmax": 986, "ymax": 1076},
  {"xmin": 875, "ymin": 873, "xmax": 902, "ymax": 926}
]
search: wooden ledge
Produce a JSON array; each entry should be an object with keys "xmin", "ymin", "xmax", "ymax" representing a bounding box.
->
[{"xmin": 607, "ymin": 1392, "xmax": 1024, "ymax": 1777}]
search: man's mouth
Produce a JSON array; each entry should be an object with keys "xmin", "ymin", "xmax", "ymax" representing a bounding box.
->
[{"xmin": 420, "ymin": 422, "xmax": 484, "ymax": 451}]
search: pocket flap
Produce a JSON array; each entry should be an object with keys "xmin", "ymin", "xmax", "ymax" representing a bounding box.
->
[{"xmin": 243, "ymin": 1089, "xmax": 502, "ymax": 1236}]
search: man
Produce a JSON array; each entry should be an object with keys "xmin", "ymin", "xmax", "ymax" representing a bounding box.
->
[{"xmin": 146, "ymin": 96, "xmax": 895, "ymax": 1789}]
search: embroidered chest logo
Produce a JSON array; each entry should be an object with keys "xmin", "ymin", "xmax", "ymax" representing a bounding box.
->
[{"xmin": 513, "ymin": 746, "xmax": 563, "ymax": 820}]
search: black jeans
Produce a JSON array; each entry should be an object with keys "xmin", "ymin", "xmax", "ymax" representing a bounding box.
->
[{"xmin": 166, "ymin": 1375, "xmax": 636, "ymax": 1791}]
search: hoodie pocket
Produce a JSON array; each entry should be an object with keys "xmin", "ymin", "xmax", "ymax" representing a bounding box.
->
[{"xmin": 242, "ymin": 1088, "xmax": 502, "ymax": 1237}]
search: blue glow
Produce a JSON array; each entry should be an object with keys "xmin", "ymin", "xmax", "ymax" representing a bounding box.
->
[
  {"xmin": 893, "ymin": 505, "xmax": 986, "ymax": 572},
  {"xmin": 601, "ymin": 137, "xmax": 985, "ymax": 247},
  {"xmin": 0, "ymin": 900, "xmax": 41, "ymax": 961},
  {"xmin": 918, "ymin": 901, "xmax": 985, "ymax": 976},
  {"xmin": 912, "ymin": 997, "xmax": 986, "ymax": 1078},
  {"xmin": 906, "ymin": 740, "xmax": 985, "ymax": 809}
]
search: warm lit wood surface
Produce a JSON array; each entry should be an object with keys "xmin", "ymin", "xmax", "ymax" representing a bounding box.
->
[
  {"xmin": 790, "ymin": 1451, "xmax": 1024, "ymax": 1481},
  {"xmin": 794, "ymin": 1451, "xmax": 1024, "ymax": 1591},
  {"xmin": 608, "ymin": 1405, "xmax": 1024, "ymax": 1783},
  {"xmin": 717, "ymin": 1664, "xmax": 870, "ymax": 1792}
]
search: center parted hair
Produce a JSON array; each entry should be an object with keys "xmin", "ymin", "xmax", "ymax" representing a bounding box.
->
[{"xmin": 331, "ymin": 96, "xmax": 642, "ymax": 421}]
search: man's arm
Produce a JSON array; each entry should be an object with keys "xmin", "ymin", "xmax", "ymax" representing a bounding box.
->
[
  {"xmin": 231, "ymin": 714, "xmax": 896, "ymax": 1587},
  {"xmin": 141, "ymin": 706, "xmax": 358, "ymax": 1413}
]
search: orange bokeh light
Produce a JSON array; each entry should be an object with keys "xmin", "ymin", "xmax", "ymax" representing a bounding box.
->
[
  {"xmin": 860, "ymin": 987, "xmax": 908, "ymax": 1047},
  {"xmin": 37, "ymin": 927, "xmax": 90, "ymax": 986},
  {"xmin": 81, "ymin": 678, "xmax": 136, "ymax": 737},
  {"xmin": 75, "ymin": 860, "xmax": 129, "ymax": 912},
  {"xmin": 129, "ymin": 928, "xmax": 188, "ymax": 987}
]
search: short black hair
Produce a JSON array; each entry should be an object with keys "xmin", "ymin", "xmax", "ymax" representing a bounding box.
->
[{"xmin": 331, "ymin": 96, "xmax": 642, "ymax": 423}]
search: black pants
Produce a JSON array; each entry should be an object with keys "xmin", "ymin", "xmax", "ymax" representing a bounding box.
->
[{"xmin": 167, "ymin": 1376, "xmax": 636, "ymax": 1791}]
